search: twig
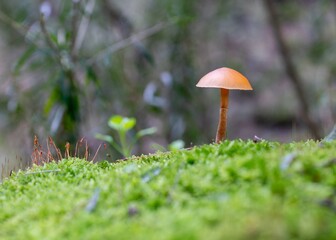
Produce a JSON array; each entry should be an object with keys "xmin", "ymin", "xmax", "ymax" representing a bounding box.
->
[
  {"xmin": 48, "ymin": 136, "xmax": 63, "ymax": 161},
  {"xmin": 75, "ymin": 137, "xmax": 85, "ymax": 158},
  {"xmin": 39, "ymin": 13, "xmax": 58, "ymax": 53},
  {"xmin": 0, "ymin": 9, "xmax": 47, "ymax": 54},
  {"xmin": 253, "ymin": 135, "xmax": 265, "ymax": 143},
  {"xmin": 102, "ymin": 1, "xmax": 133, "ymax": 38},
  {"xmin": 91, "ymin": 144, "xmax": 102, "ymax": 162},
  {"xmin": 86, "ymin": 22, "xmax": 170, "ymax": 65},
  {"xmin": 323, "ymin": 124, "xmax": 336, "ymax": 142},
  {"xmin": 73, "ymin": 0, "xmax": 96, "ymax": 55},
  {"xmin": 46, "ymin": 138, "xmax": 55, "ymax": 163},
  {"xmin": 263, "ymin": 0, "xmax": 322, "ymax": 139},
  {"xmin": 32, "ymin": 135, "xmax": 45, "ymax": 165},
  {"xmin": 0, "ymin": 9, "xmax": 28, "ymax": 35},
  {"xmin": 85, "ymin": 140, "xmax": 89, "ymax": 161},
  {"xmin": 70, "ymin": 0, "xmax": 80, "ymax": 54},
  {"xmin": 39, "ymin": 12, "xmax": 74, "ymax": 73}
]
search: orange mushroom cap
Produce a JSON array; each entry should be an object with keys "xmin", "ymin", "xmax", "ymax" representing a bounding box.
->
[{"xmin": 196, "ymin": 67, "xmax": 253, "ymax": 90}]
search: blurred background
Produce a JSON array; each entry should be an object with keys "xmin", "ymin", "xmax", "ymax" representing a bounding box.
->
[{"xmin": 0, "ymin": 0, "xmax": 335, "ymax": 177}]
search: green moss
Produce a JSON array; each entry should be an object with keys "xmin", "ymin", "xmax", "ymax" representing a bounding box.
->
[{"xmin": 1, "ymin": 140, "xmax": 336, "ymax": 239}]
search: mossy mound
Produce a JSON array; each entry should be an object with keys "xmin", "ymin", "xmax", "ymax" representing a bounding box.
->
[{"xmin": 1, "ymin": 140, "xmax": 336, "ymax": 239}]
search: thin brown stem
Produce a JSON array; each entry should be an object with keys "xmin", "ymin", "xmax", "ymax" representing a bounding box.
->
[
  {"xmin": 91, "ymin": 144, "xmax": 102, "ymax": 162},
  {"xmin": 216, "ymin": 89, "xmax": 229, "ymax": 143}
]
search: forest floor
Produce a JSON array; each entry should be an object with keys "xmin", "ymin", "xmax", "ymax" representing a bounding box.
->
[{"xmin": 1, "ymin": 140, "xmax": 336, "ymax": 239}]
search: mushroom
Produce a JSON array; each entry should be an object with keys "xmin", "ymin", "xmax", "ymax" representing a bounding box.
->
[{"xmin": 196, "ymin": 67, "xmax": 253, "ymax": 143}]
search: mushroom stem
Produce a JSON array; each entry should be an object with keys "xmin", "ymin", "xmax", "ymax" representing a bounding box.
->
[{"xmin": 216, "ymin": 88, "xmax": 229, "ymax": 143}]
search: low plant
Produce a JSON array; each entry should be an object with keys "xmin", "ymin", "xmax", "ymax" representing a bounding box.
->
[{"xmin": 96, "ymin": 115, "xmax": 156, "ymax": 157}]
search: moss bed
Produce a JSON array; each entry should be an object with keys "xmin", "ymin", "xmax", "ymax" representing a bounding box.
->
[{"xmin": 1, "ymin": 140, "xmax": 336, "ymax": 239}]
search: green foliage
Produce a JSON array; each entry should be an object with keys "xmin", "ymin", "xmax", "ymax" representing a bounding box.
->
[
  {"xmin": 2, "ymin": 1, "xmax": 97, "ymax": 144},
  {"xmin": 1, "ymin": 140, "xmax": 336, "ymax": 239},
  {"xmin": 0, "ymin": 0, "xmax": 335, "ymax": 157},
  {"xmin": 1, "ymin": 1, "xmax": 158, "ymax": 146},
  {"xmin": 168, "ymin": 139, "xmax": 185, "ymax": 151},
  {"xmin": 96, "ymin": 115, "xmax": 156, "ymax": 157}
]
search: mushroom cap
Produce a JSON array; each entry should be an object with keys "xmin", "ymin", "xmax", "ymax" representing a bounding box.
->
[{"xmin": 196, "ymin": 67, "xmax": 253, "ymax": 90}]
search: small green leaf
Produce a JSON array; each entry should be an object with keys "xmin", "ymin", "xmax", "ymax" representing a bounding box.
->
[
  {"xmin": 136, "ymin": 127, "xmax": 157, "ymax": 139},
  {"xmin": 44, "ymin": 83, "xmax": 61, "ymax": 115},
  {"xmin": 108, "ymin": 115, "xmax": 124, "ymax": 130},
  {"xmin": 95, "ymin": 133, "xmax": 113, "ymax": 143},
  {"xmin": 13, "ymin": 45, "xmax": 36, "ymax": 75},
  {"xmin": 85, "ymin": 66, "xmax": 99, "ymax": 86},
  {"xmin": 168, "ymin": 140, "xmax": 185, "ymax": 151},
  {"xmin": 122, "ymin": 118, "xmax": 136, "ymax": 131},
  {"xmin": 108, "ymin": 115, "xmax": 136, "ymax": 132},
  {"xmin": 49, "ymin": 32, "xmax": 58, "ymax": 46}
]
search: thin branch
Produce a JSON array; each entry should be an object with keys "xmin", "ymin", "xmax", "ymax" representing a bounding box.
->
[
  {"xmin": 0, "ymin": 9, "xmax": 45, "ymax": 52},
  {"xmin": 39, "ymin": 12, "xmax": 70, "ymax": 72},
  {"xmin": 102, "ymin": 0, "xmax": 133, "ymax": 38},
  {"xmin": 39, "ymin": 12, "xmax": 77, "ymax": 81},
  {"xmin": 263, "ymin": 0, "xmax": 322, "ymax": 139},
  {"xmin": 73, "ymin": 0, "xmax": 96, "ymax": 55},
  {"xmin": 39, "ymin": 13, "xmax": 58, "ymax": 52},
  {"xmin": 86, "ymin": 22, "xmax": 169, "ymax": 65},
  {"xmin": 70, "ymin": 0, "xmax": 80, "ymax": 54},
  {"xmin": 0, "ymin": 9, "xmax": 28, "ymax": 35}
]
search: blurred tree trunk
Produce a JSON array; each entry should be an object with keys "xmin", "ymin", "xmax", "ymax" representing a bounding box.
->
[
  {"xmin": 165, "ymin": 1, "xmax": 200, "ymax": 144},
  {"xmin": 144, "ymin": 0, "xmax": 207, "ymax": 145},
  {"xmin": 102, "ymin": 1, "xmax": 154, "ymax": 152},
  {"xmin": 263, "ymin": 0, "xmax": 322, "ymax": 139}
]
